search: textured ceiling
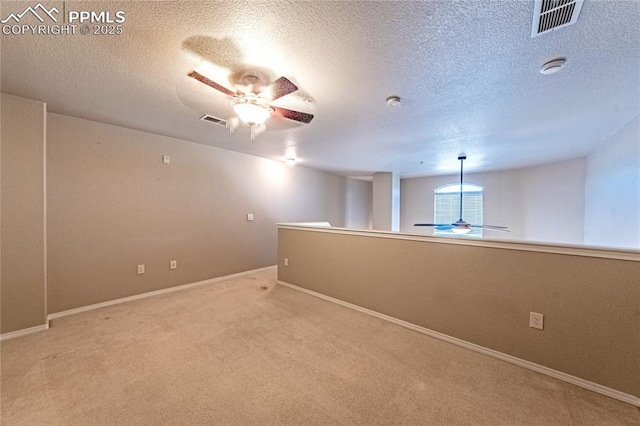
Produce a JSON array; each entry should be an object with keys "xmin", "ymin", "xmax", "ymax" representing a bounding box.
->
[{"xmin": 1, "ymin": 0, "xmax": 639, "ymax": 177}]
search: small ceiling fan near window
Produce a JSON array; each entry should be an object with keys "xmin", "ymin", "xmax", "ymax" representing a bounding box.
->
[
  {"xmin": 415, "ymin": 155, "xmax": 509, "ymax": 234},
  {"xmin": 188, "ymin": 66, "xmax": 315, "ymax": 139}
]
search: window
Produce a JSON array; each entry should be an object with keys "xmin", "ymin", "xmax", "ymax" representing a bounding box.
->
[{"xmin": 434, "ymin": 183, "xmax": 483, "ymax": 237}]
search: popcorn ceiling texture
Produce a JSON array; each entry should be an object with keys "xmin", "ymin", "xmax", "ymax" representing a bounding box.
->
[{"xmin": 1, "ymin": 0, "xmax": 638, "ymax": 177}]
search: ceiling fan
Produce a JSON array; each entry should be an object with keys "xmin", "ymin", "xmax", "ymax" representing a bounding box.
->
[
  {"xmin": 188, "ymin": 67, "xmax": 314, "ymax": 139},
  {"xmin": 414, "ymin": 155, "xmax": 509, "ymax": 234}
]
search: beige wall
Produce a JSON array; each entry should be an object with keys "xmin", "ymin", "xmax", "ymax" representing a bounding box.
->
[
  {"xmin": 585, "ymin": 115, "xmax": 640, "ymax": 248},
  {"xmin": 278, "ymin": 226, "xmax": 640, "ymax": 398},
  {"xmin": 46, "ymin": 112, "xmax": 366, "ymax": 314},
  {"xmin": 1, "ymin": 94, "xmax": 47, "ymax": 334},
  {"xmin": 520, "ymin": 158, "xmax": 585, "ymax": 243}
]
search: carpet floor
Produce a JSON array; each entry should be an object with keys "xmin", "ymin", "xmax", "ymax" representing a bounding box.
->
[{"xmin": 1, "ymin": 267, "xmax": 638, "ymax": 425}]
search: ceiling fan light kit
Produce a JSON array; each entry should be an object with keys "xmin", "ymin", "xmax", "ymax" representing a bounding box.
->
[
  {"xmin": 452, "ymin": 226, "xmax": 472, "ymax": 235},
  {"xmin": 232, "ymin": 96, "xmax": 272, "ymax": 125}
]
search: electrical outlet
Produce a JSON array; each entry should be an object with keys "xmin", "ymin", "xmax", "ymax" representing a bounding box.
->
[
  {"xmin": 170, "ymin": 260, "xmax": 177, "ymax": 270},
  {"xmin": 247, "ymin": 213, "xmax": 254, "ymax": 221},
  {"xmin": 284, "ymin": 257, "xmax": 289, "ymax": 267},
  {"xmin": 530, "ymin": 312, "xmax": 544, "ymax": 330},
  {"xmin": 137, "ymin": 264, "xmax": 145, "ymax": 275},
  {"xmin": 163, "ymin": 155, "xmax": 170, "ymax": 164}
]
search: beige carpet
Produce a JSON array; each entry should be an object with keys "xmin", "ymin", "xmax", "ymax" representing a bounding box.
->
[{"xmin": 1, "ymin": 268, "xmax": 638, "ymax": 425}]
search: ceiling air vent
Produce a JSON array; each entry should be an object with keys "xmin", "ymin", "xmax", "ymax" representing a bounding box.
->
[
  {"xmin": 531, "ymin": 0, "xmax": 584, "ymax": 38},
  {"xmin": 200, "ymin": 114, "xmax": 227, "ymax": 127}
]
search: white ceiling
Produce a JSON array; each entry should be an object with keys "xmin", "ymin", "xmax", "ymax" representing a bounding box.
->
[{"xmin": 2, "ymin": 0, "xmax": 639, "ymax": 177}]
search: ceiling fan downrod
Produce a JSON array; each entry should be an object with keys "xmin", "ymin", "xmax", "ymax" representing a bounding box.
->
[{"xmin": 458, "ymin": 154, "xmax": 466, "ymax": 221}]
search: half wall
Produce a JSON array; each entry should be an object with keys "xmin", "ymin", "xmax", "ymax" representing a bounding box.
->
[{"xmin": 278, "ymin": 225, "xmax": 640, "ymax": 402}]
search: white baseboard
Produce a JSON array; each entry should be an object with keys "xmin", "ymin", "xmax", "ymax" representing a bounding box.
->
[
  {"xmin": 48, "ymin": 265, "xmax": 277, "ymax": 321},
  {"xmin": 277, "ymin": 280, "xmax": 640, "ymax": 408},
  {"xmin": 0, "ymin": 323, "xmax": 49, "ymax": 341}
]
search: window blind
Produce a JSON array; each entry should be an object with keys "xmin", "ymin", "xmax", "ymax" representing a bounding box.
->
[{"xmin": 434, "ymin": 189, "xmax": 483, "ymax": 237}]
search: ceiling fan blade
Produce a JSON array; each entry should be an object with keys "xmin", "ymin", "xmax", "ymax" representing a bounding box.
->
[
  {"xmin": 414, "ymin": 223, "xmax": 450, "ymax": 227},
  {"xmin": 436, "ymin": 225, "xmax": 454, "ymax": 231},
  {"xmin": 483, "ymin": 227, "xmax": 511, "ymax": 232},
  {"xmin": 188, "ymin": 71, "xmax": 236, "ymax": 97},
  {"xmin": 271, "ymin": 106, "xmax": 314, "ymax": 123},
  {"xmin": 470, "ymin": 225, "xmax": 510, "ymax": 232},
  {"xmin": 270, "ymin": 77, "xmax": 298, "ymax": 100}
]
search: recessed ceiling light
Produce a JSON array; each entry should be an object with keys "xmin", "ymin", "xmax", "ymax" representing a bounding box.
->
[
  {"xmin": 540, "ymin": 58, "xmax": 567, "ymax": 75},
  {"xmin": 285, "ymin": 158, "xmax": 296, "ymax": 166},
  {"xmin": 386, "ymin": 96, "xmax": 401, "ymax": 107}
]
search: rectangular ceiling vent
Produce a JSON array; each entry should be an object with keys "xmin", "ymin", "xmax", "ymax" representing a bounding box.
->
[
  {"xmin": 531, "ymin": 0, "xmax": 584, "ymax": 38},
  {"xmin": 200, "ymin": 114, "xmax": 227, "ymax": 127}
]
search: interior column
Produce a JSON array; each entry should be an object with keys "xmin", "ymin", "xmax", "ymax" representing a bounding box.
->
[{"xmin": 372, "ymin": 172, "xmax": 400, "ymax": 231}]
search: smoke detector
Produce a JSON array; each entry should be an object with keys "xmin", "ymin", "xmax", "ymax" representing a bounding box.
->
[
  {"xmin": 386, "ymin": 96, "xmax": 401, "ymax": 107},
  {"xmin": 540, "ymin": 58, "xmax": 567, "ymax": 74}
]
